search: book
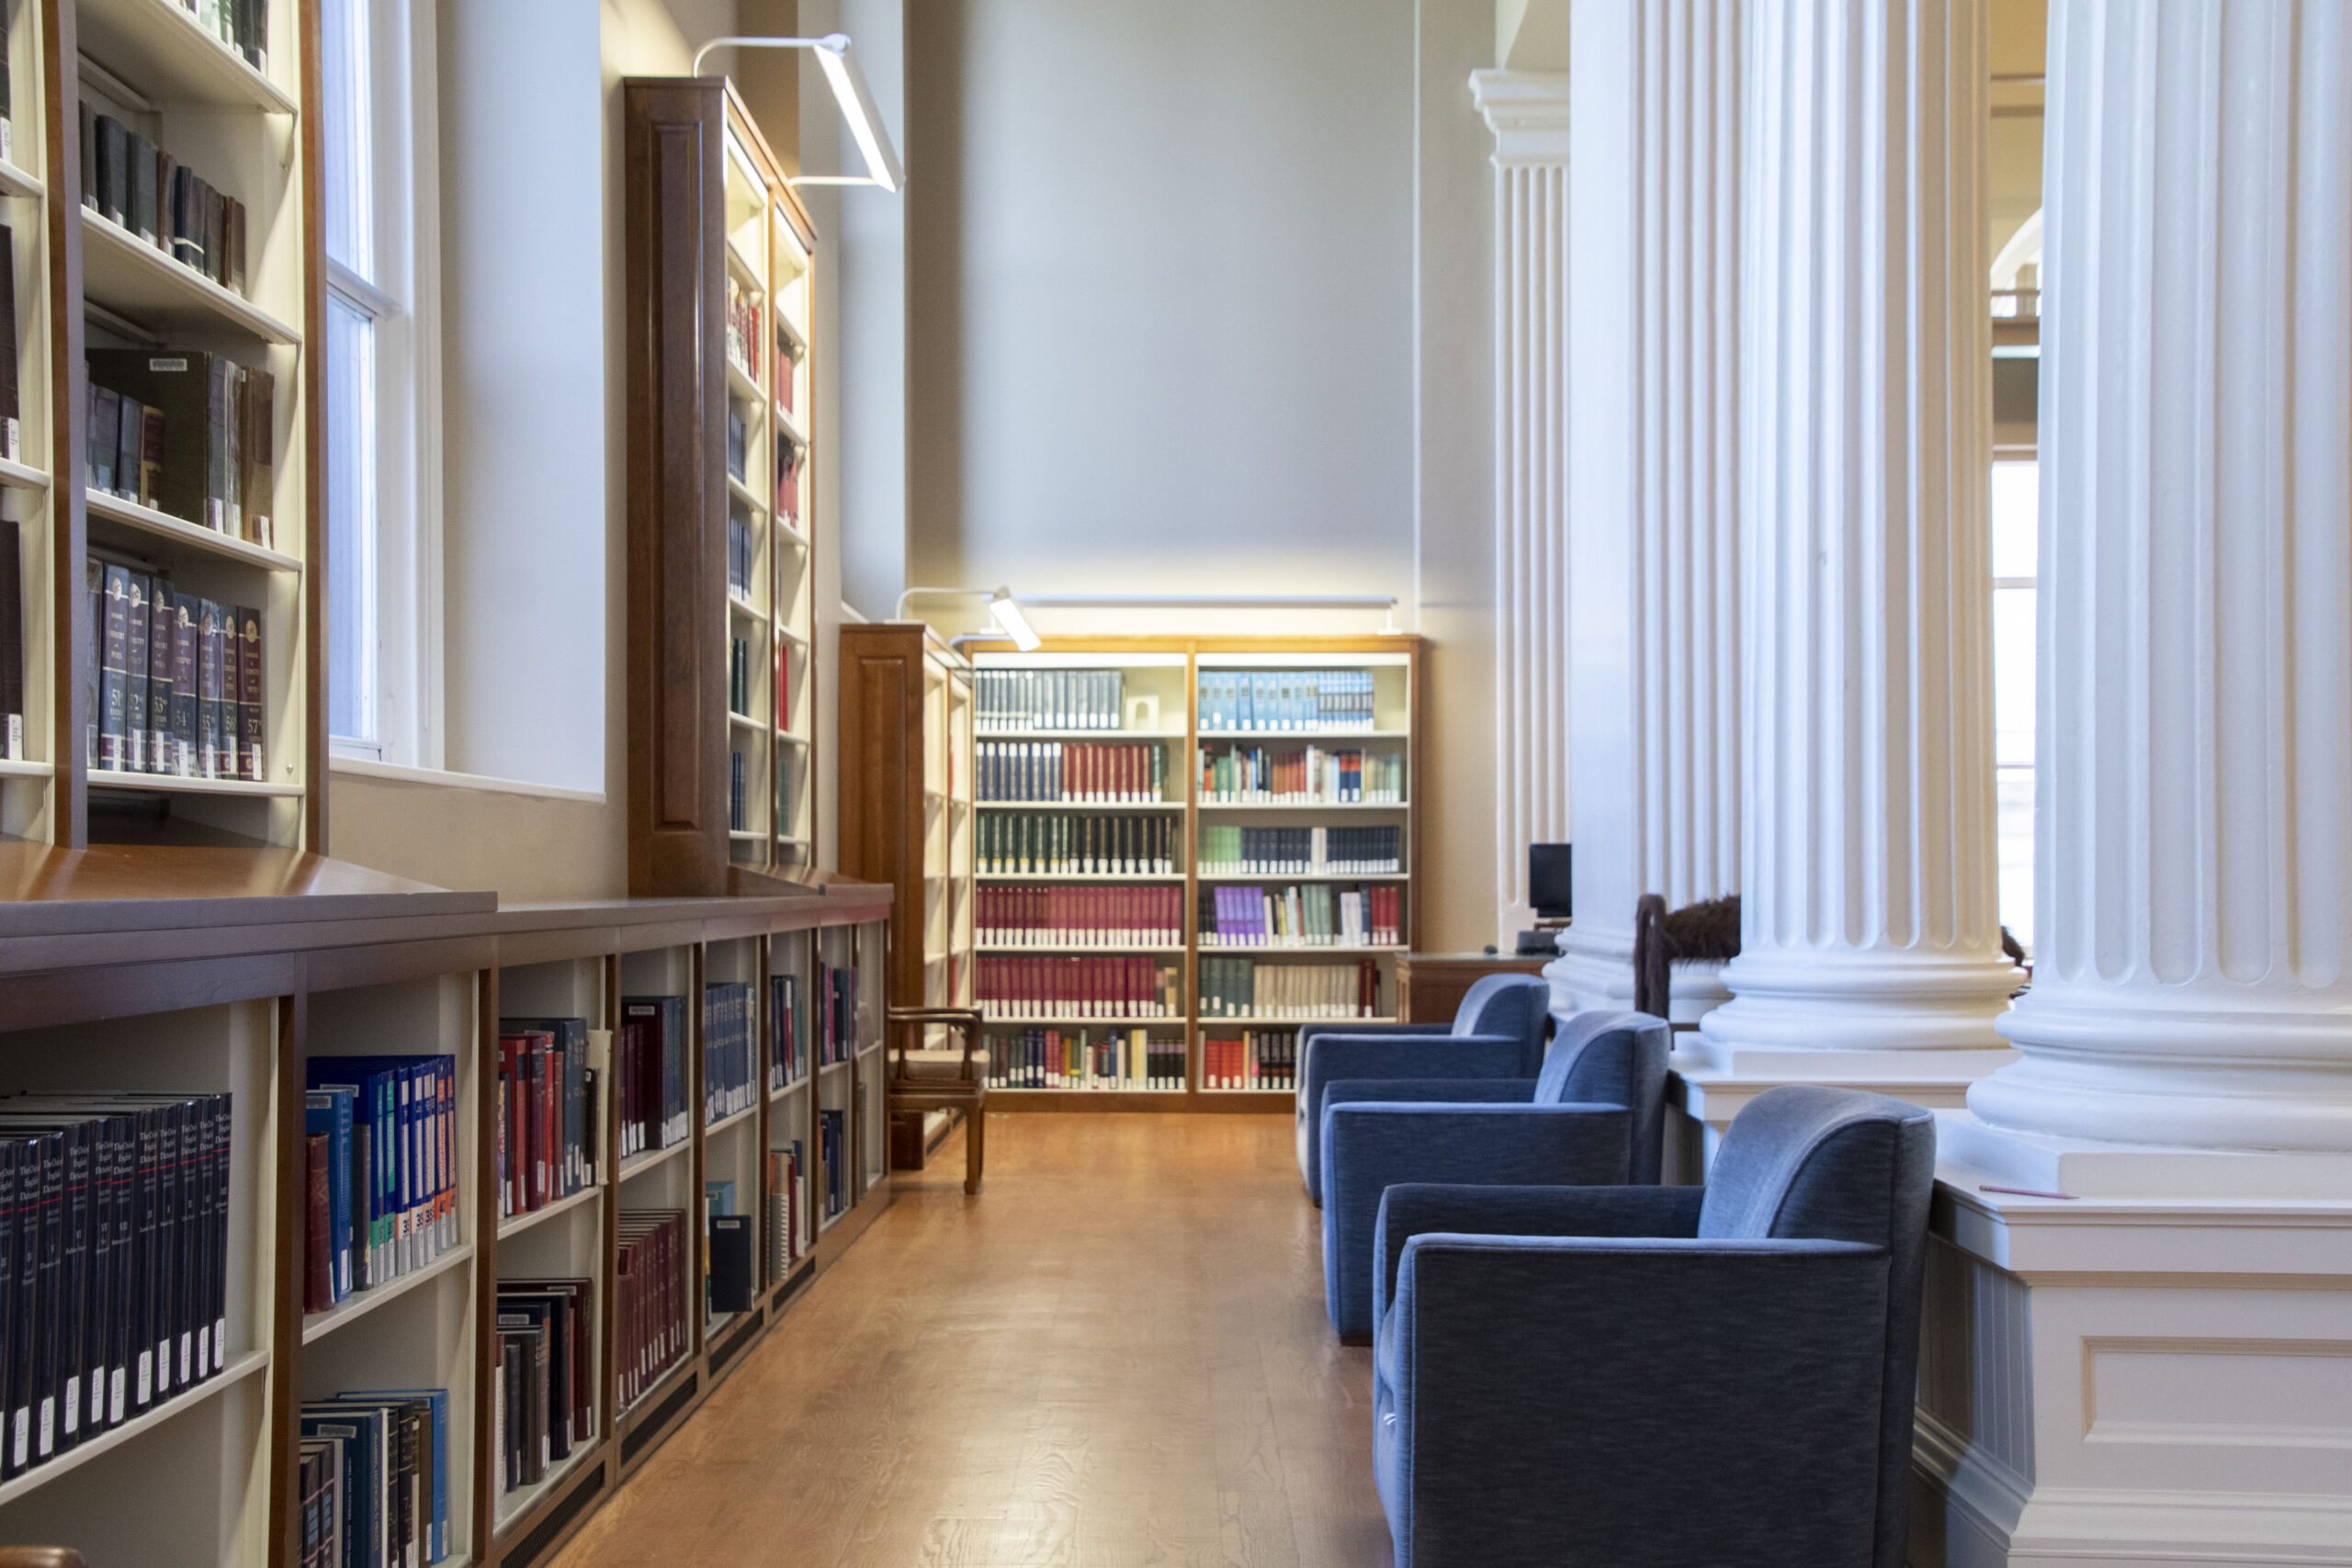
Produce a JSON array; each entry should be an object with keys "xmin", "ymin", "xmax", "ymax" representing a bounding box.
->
[
  {"xmin": 1198, "ymin": 957, "xmax": 1378, "ymax": 1020},
  {"xmin": 495, "ymin": 1018, "xmax": 594, "ymax": 1219},
  {"xmin": 975, "ymin": 668, "xmax": 1128, "ymax": 731},
  {"xmin": 702, "ymin": 982, "xmax": 752, "ymax": 1125},
  {"xmin": 707, "ymin": 1213, "xmax": 753, "ymax": 1315},
  {"xmin": 1196, "ymin": 741, "xmax": 1403, "ymax": 804},
  {"xmin": 766, "ymin": 973, "xmax": 803, "ymax": 1089},
  {"xmin": 1196, "ymin": 824, "xmax": 1400, "ymax": 875},
  {"xmin": 325, "ymin": 1388, "xmax": 449, "ymax": 1565},
  {"xmin": 617, "ymin": 998, "xmax": 688, "ymax": 1156},
  {"xmin": 0, "ymin": 223, "xmax": 17, "ymax": 463},
  {"xmin": 616, "ymin": 1210, "xmax": 687, "ymax": 1411},
  {"xmin": 1200, "ymin": 1029, "xmax": 1299, "ymax": 1090},
  {"xmin": 817, "ymin": 1112, "xmax": 844, "ymax": 1217},
  {"xmin": 763, "ymin": 1144, "xmax": 802, "ymax": 1282},
  {"xmin": 975, "ymin": 739, "xmax": 1165, "ymax": 803},
  {"xmin": 977, "ymin": 811, "xmax": 1175, "ymax": 875},
  {"xmin": 86, "ymin": 350, "xmax": 274, "ymax": 541},
  {"xmin": 497, "ymin": 1278, "xmax": 593, "ymax": 1482},
  {"xmin": 303, "ymin": 1058, "xmax": 457, "ymax": 1297},
  {"xmin": 1197, "ymin": 883, "xmax": 1401, "ymax": 949},
  {"xmin": 983, "ymin": 1026, "xmax": 1182, "ymax": 1090}
]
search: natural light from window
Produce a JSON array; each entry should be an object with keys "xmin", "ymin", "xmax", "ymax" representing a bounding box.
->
[
  {"xmin": 1991, "ymin": 458, "xmax": 2037, "ymax": 955},
  {"xmin": 322, "ymin": 0, "xmax": 378, "ymax": 749}
]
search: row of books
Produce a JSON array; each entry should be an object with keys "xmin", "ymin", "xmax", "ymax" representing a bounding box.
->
[
  {"xmin": 617, "ymin": 998, "xmax": 690, "ymax": 1158},
  {"xmin": 88, "ymin": 563, "xmax": 266, "ymax": 780},
  {"xmin": 976, "ymin": 668, "xmax": 1125, "ymax": 731},
  {"xmin": 775, "ymin": 433, "xmax": 801, "ymax": 525},
  {"xmin": 724, "ymin": 275, "xmax": 758, "ymax": 386},
  {"xmin": 775, "ymin": 321, "xmax": 799, "ymax": 415},
  {"xmin": 1197, "ymin": 825, "xmax": 1402, "ymax": 875},
  {"xmin": 1199, "ymin": 884, "xmax": 1403, "ymax": 948},
  {"xmin": 815, "ymin": 963, "xmax": 860, "ymax": 1066},
  {"xmin": 1197, "ymin": 670, "xmax": 1379, "ymax": 732},
  {"xmin": 494, "ymin": 1278, "xmax": 592, "ymax": 1506},
  {"xmin": 704, "ymin": 981, "xmax": 755, "ymax": 1125},
  {"xmin": 704, "ymin": 1183, "xmax": 753, "ymax": 1317},
  {"xmin": 0, "ymin": 522, "xmax": 20, "ymax": 758},
  {"xmin": 493, "ymin": 1020, "xmax": 600, "ymax": 1223},
  {"xmin": 89, "ymin": 351, "xmax": 277, "ymax": 546},
  {"xmin": 977, "ymin": 740, "xmax": 1167, "ymax": 802},
  {"xmin": 1199, "ymin": 957, "xmax": 1381, "ymax": 1020},
  {"xmin": 616, "ymin": 1209, "xmax": 687, "ymax": 1412},
  {"xmin": 0, "ymin": 1092, "xmax": 232, "ymax": 1480},
  {"xmin": 725, "ymin": 405, "xmax": 748, "ymax": 486},
  {"xmin": 729, "ymin": 749, "xmax": 750, "ymax": 834},
  {"xmin": 169, "ymin": 0, "xmax": 272, "ymax": 72},
  {"xmin": 763, "ymin": 1144, "xmax": 803, "ymax": 1285},
  {"xmin": 301, "ymin": 1058, "xmax": 458, "ymax": 1312},
  {"xmin": 728, "ymin": 635, "xmax": 755, "ymax": 718},
  {"xmin": 1201, "ymin": 1031, "xmax": 1299, "ymax": 1091},
  {"xmin": 818, "ymin": 1111, "xmax": 844, "ymax": 1220},
  {"xmin": 767, "ymin": 974, "xmax": 805, "ymax": 1089},
  {"xmin": 299, "ymin": 1388, "xmax": 450, "ymax": 1568},
  {"xmin": 978, "ymin": 812, "xmax": 1176, "ymax": 875},
  {"xmin": 81, "ymin": 110, "xmax": 253, "ymax": 299},
  {"xmin": 726, "ymin": 513, "xmax": 754, "ymax": 602},
  {"xmin": 1197, "ymin": 744, "xmax": 1404, "ymax": 804},
  {"xmin": 976, "ymin": 955, "xmax": 1182, "ymax": 1020},
  {"xmin": 977, "ymin": 885, "xmax": 1183, "ymax": 947},
  {"xmin": 985, "ymin": 1027, "xmax": 1187, "ymax": 1090}
]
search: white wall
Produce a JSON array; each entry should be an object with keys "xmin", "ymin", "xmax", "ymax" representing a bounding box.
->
[
  {"xmin": 906, "ymin": 0, "xmax": 1419, "ymax": 604},
  {"xmin": 435, "ymin": 0, "xmax": 608, "ymax": 793}
]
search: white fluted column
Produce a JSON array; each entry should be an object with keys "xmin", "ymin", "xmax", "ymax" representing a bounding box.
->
[
  {"xmin": 1961, "ymin": 0, "xmax": 2352, "ymax": 1159},
  {"xmin": 1474, "ymin": 73, "xmax": 1573, "ymax": 948},
  {"xmin": 1918, "ymin": 22, "xmax": 2352, "ymax": 1565},
  {"xmin": 1539, "ymin": 3, "xmax": 1744, "ymax": 1023},
  {"xmin": 1694, "ymin": 0, "xmax": 2018, "ymax": 1066}
]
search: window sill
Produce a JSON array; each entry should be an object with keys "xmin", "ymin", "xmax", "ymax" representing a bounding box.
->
[{"xmin": 328, "ymin": 754, "xmax": 607, "ymax": 806}]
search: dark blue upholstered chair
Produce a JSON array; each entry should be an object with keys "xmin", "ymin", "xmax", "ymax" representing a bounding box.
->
[
  {"xmin": 1316, "ymin": 1009, "xmax": 1668, "ymax": 1341},
  {"xmin": 1294, "ymin": 975, "xmax": 1551, "ymax": 1206},
  {"xmin": 1369, "ymin": 1085, "xmax": 1937, "ymax": 1568}
]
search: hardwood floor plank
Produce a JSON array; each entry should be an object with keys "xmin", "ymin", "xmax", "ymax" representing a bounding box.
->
[{"xmin": 545, "ymin": 1113, "xmax": 1391, "ymax": 1568}]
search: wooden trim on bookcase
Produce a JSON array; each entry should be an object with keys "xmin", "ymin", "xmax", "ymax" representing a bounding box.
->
[
  {"xmin": 624, "ymin": 78, "xmax": 730, "ymax": 897},
  {"xmin": 40, "ymin": 0, "xmax": 86, "ymax": 848},
  {"xmin": 267, "ymin": 992, "xmax": 305, "ymax": 1568},
  {"xmin": 471, "ymin": 966, "xmax": 499, "ymax": 1563},
  {"xmin": 596, "ymin": 951, "xmax": 620, "ymax": 1486},
  {"xmin": 298, "ymin": 0, "xmax": 327, "ymax": 852},
  {"xmin": 834, "ymin": 628, "xmax": 922, "ymax": 1013}
]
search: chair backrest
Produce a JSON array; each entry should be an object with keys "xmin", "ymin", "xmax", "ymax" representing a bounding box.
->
[
  {"xmin": 1450, "ymin": 975, "xmax": 1551, "ymax": 1067},
  {"xmin": 1698, "ymin": 1085, "xmax": 1939, "ymax": 1568},
  {"xmin": 1532, "ymin": 1010, "xmax": 1671, "ymax": 1179}
]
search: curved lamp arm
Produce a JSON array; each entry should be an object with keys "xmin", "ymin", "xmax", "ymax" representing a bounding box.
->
[{"xmin": 690, "ymin": 33, "xmax": 905, "ymax": 194}]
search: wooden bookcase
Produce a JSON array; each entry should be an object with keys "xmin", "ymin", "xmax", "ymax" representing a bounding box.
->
[
  {"xmin": 0, "ymin": 0, "xmax": 324, "ymax": 852},
  {"xmin": 835, "ymin": 620, "xmax": 976, "ymax": 1066},
  {"xmin": 622, "ymin": 75, "xmax": 820, "ymax": 897},
  {"xmin": 0, "ymin": 851, "xmax": 893, "ymax": 1568},
  {"xmin": 956, "ymin": 636, "xmax": 1422, "ymax": 1110}
]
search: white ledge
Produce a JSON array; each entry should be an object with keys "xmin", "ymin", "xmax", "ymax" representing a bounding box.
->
[{"xmin": 329, "ymin": 755, "xmax": 606, "ymax": 805}]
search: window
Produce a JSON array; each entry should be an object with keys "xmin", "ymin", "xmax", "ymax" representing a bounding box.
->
[
  {"xmin": 321, "ymin": 0, "xmax": 436, "ymax": 765},
  {"xmin": 1991, "ymin": 457, "xmax": 2036, "ymax": 954}
]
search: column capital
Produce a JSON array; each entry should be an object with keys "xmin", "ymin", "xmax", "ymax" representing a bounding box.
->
[{"xmin": 1470, "ymin": 69, "xmax": 1571, "ymax": 164}]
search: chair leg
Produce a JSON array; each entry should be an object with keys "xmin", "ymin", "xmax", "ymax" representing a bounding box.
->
[{"xmin": 965, "ymin": 1105, "xmax": 984, "ymax": 1195}]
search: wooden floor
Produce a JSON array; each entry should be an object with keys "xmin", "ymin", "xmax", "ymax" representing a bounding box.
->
[{"xmin": 548, "ymin": 1112, "xmax": 1390, "ymax": 1568}]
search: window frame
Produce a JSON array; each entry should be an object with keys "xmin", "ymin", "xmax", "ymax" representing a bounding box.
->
[{"xmin": 322, "ymin": 0, "xmax": 444, "ymax": 769}]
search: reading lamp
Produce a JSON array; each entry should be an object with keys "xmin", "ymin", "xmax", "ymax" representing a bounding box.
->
[
  {"xmin": 894, "ymin": 587, "xmax": 1042, "ymax": 651},
  {"xmin": 690, "ymin": 33, "xmax": 905, "ymax": 193}
]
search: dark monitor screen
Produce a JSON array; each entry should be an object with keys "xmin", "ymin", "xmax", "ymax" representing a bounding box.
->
[{"xmin": 1530, "ymin": 843, "xmax": 1572, "ymax": 919}]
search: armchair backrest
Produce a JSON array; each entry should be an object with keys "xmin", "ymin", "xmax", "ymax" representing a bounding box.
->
[
  {"xmin": 1449, "ymin": 975, "xmax": 1551, "ymax": 1070},
  {"xmin": 1698, "ymin": 1085, "xmax": 1938, "ymax": 1568},
  {"xmin": 1532, "ymin": 1010, "xmax": 1671, "ymax": 1179}
]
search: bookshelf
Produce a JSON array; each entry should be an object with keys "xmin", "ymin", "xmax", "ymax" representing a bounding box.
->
[
  {"xmin": 0, "ymin": 0, "xmax": 323, "ymax": 853},
  {"xmin": 834, "ymin": 622, "xmax": 977, "ymax": 1158},
  {"xmin": 0, "ymin": 864, "xmax": 891, "ymax": 1568},
  {"xmin": 623, "ymin": 76, "xmax": 820, "ymax": 895},
  {"xmin": 959, "ymin": 637, "xmax": 1421, "ymax": 1107}
]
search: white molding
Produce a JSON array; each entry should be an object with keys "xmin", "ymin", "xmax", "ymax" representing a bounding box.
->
[
  {"xmin": 1468, "ymin": 70, "xmax": 1571, "ymax": 164},
  {"xmin": 328, "ymin": 754, "xmax": 605, "ymax": 806}
]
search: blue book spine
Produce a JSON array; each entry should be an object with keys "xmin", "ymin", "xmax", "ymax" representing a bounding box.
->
[{"xmin": 334, "ymin": 1389, "xmax": 447, "ymax": 1562}]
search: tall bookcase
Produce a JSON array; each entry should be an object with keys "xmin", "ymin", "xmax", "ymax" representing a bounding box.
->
[
  {"xmin": 623, "ymin": 75, "xmax": 820, "ymax": 896},
  {"xmin": 835, "ymin": 621, "xmax": 976, "ymax": 1051},
  {"xmin": 0, "ymin": 871, "xmax": 893, "ymax": 1568},
  {"xmin": 961, "ymin": 637, "xmax": 1421, "ymax": 1108},
  {"xmin": 0, "ymin": 0, "xmax": 323, "ymax": 852}
]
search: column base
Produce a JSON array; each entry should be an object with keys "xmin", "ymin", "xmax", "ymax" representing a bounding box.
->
[
  {"xmin": 1915, "ymin": 1120, "xmax": 2352, "ymax": 1568},
  {"xmin": 1700, "ymin": 947, "xmax": 2023, "ymax": 1053},
  {"xmin": 1544, "ymin": 924, "xmax": 1635, "ymax": 1015},
  {"xmin": 1666, "ymin": 1040, "xmax": 2018, "ymax": 1176}
]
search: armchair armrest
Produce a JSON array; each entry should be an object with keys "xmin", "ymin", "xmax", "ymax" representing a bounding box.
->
[
  {"xmin": 1320, "ymin": 1103, "xmax": 1633, "ymax": 1340},
  {"xmin": 1325, "ymin": 1077, "xmax": 1538, "ymax": 1107},
  {"xmin": 1296, "ymin": 1033, "xmax": 1530, "ymax": 1204},
  {"xmin": 1384, "ymin": 1235, "xmax": 1891, "ymax": 1568},
  {"xmin": 1372, "ymin": 1182, "xmax": 1704, "ymax": 1336}
]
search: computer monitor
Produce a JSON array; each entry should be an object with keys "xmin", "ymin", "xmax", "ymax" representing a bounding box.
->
[{"xmin": 1530, "ymin": 843, "xmax": 1572, "ymax": 920}]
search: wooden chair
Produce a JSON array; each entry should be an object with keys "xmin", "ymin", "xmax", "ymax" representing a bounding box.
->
[{"xmin": 886, "ymin": 1007, "xmax": 986, "ymax": 1194}]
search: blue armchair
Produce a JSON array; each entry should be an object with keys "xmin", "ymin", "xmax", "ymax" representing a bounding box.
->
[
  {"xmin": 1317, "ymin": 1009, "xmax": 1668, "ymax": 1341},
  {"xmin": 1369, "ymin": 1085, "xmax": 1936, "ymax": 1568},
  {"xmin": 1294, "ymin": 975, "xmax": 1551, "ymax": 1205}
]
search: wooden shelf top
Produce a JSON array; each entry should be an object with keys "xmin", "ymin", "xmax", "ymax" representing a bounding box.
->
[
  {"xmin": 0, "ymin": 844, "xmax": 491, "ymax": 937},
  {"xmin": 88, "ymin": 488, "xmax": 303, "ymax": 572},
  {"xmin": 77, "ymin": 0, "xmax": 299, "ymax": 111},
  {"xmin": 82, "ymin": 212, "xmax": 301, "ymax": 344}
]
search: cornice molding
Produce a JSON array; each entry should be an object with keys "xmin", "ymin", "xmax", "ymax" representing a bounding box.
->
[{"xmin": 1470, "ymin": 69, "xmax": 1571, "ymax": 164}]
